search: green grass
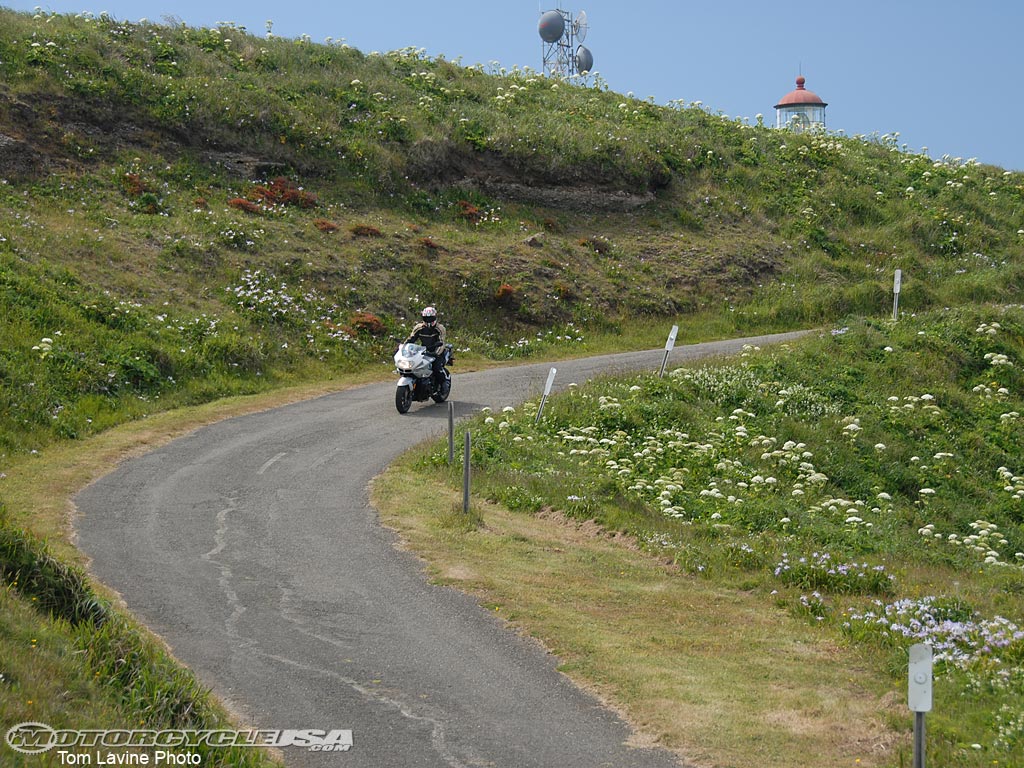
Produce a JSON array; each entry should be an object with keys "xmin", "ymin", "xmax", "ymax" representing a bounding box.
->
[
  {"xmin": 374, "ymin": 460, "xmax": 903, "ymax": 768},
  {"xmin": 393, "ymin": 308, "xmax": 1024, "ymax": 767},
  {"xmin": 0, "ymin": 585, "xmax": 123, "ymax": 767},
  {"xmin": 0, "ymin": 6, "xmax": 1023, "ymax": 767},
  {"xmin": 0, "ymin": 517, "xmax": 276, "ymax": 767}
]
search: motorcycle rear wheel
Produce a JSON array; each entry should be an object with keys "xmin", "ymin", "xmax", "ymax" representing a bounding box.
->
[{"xmin": 395, "ymin": 385, "xmax": 413, "ymax": 414}]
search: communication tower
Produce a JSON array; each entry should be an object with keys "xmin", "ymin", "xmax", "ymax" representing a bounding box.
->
[{"xmin": 538, "ymin": 7, "xmax": 593, "ymax": 78}]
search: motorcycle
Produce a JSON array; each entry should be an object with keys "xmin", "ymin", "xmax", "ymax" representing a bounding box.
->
[{"xmin": 393, "ymin": 342, "xmax": 453, "ymax": 413}]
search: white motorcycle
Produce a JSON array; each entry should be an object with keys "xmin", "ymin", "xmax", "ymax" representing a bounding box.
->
[{"xmin": 393, "ymin": 342, "xmax": 453, "ymax": 413}]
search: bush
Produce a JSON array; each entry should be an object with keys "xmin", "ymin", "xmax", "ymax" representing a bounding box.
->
[{"xmin": 349, "ymin": 223, "xmax": 383, "ymax": 237}]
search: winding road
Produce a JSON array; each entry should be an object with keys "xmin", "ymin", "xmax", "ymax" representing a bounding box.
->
[{"xmin": 74, "ymin": 331, "xmax": 809, "ymax": 767}]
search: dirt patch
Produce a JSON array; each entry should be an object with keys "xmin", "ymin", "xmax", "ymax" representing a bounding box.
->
[
  {"xmin": 463, "ymin": 177, "xmax": 654, "ymax": 212},
  {"xmin": 407, "ymin": 137, "xmax": 657, "ymax": 212},
  {"xmin": 534, "ymin": 507, "xmax": 644, "ymax": 552},
  {"xmin": 0, "ymin": 132, "xmax": 43, "ymax": 178}
]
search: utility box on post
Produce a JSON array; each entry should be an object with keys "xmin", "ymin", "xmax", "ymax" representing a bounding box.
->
[{"xmin": 908, "ymin": 643, "xmax": 932, "ymax": 712}]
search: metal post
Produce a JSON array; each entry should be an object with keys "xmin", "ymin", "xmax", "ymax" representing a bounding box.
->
[
  {"xmin": 447, "ymin": 401, "xmax": 455, "ymax": 464},
  {"xmin": 462, "ymin": 430, "xmax": 471, "ymax": 515},
  {"xmin": 913, "ymin": 711, "xmax": 925, "ymax": 768},
  {"xmin": 893, "ymin": 269, "xmax": 902, "ymax": 321},
  {"xmin": 660, "ymin": 325, "xmax": 679, "ymax": 378},
  {"xmin": 535, "ymin": 367, "xmax": 557, "ymax": 425}
]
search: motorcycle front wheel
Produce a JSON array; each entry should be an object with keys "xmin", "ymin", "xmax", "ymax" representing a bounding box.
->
[
  {"xmin": 431, "ymin": 373, "xmax": 451, "ymax": 403},
  {"xmin": 395, "ymin": 385, "xmax": 413, "ymax": 414}
]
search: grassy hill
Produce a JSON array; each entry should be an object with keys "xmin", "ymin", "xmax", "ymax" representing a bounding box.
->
[
  {"xmin": 2, "ymin": 8, "xmax": 1023, "ymax": 453},
  {"xmin": 383, "ymin": 307, "xmax": 1024, "ymax": 766},
  {"xmin": 1, "ymin": 7, "xmax": 1022, "ymax": 767}
]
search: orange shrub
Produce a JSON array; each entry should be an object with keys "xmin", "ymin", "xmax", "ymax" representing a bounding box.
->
[
  {"xmin": 123, "ymin": 172, "xmax": 146, "ymax": 197},
  {"xmin": 228, "ymin": 198, "xmax": 263, "ymax": 214},
  {"xmin": 252, "ymin": 177, "xmax": 318, "ymax": 208},
  {"xmin": 457, "ymin": 200, "xmax": 481, "ymax": 223},
  {"xmin": 494, "ymin": 283, "xmax": 517, "ymax": 305},
  {"xmin": 348, "ymin": 312, "xmax": 386, "ymax": 335},
  {"xmin": 349, "ymin": 223, "xmax": 383, "ymax": 238}
]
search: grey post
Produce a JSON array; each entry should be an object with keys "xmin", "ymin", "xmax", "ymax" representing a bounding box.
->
[
  {"xmin": 914, "ymin": 712, "xmax": 926, "ymax": 768},
  {"xmin": 462, "ymin": 430, "xmax": 471, "ymax": 514},
  {"xmin": 448, "ymin": 401, "xmax": 455, "ymax": 464}
]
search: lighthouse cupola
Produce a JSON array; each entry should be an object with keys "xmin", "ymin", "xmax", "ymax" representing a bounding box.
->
[{"xmin": 775, "ymin": 75, "xmax": 828, "ymax": 131}]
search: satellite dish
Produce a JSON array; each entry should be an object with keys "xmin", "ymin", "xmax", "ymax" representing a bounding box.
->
[
  {"xmin": 538, "ymin": 10, "xmax": 565, "ymax": 43},
  {"xmin": 573, "ymin": 10, "xmax": 588, "ymax": 43},
  {"xmin": 575, "ymin": 45, "xmax": 593, "ymax": 74}
]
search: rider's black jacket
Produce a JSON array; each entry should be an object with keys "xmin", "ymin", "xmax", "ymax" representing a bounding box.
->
[{"xmin": 404, "ymin": 321, "xmax": 446, "ymax": 354}]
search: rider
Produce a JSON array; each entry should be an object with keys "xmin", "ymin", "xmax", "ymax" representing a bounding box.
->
[{"xmin": 404, "ymin": 306, "xmax": 447, "ymax": 386}]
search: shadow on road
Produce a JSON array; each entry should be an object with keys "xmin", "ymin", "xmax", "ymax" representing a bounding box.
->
[{"xmin": 398, "ymin": 400, "xmax": 489, "ymax": 419}]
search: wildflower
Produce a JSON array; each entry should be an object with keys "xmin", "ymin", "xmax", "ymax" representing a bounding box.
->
[
  {"xmin": 31, "ymin": 337, "xmax": 54, "ymax": 359},
  {"xmin": 985, "ymin": 352, "xmax": 1013, "ymax": 367}
]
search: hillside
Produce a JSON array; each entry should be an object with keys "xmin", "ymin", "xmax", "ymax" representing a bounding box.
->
[
  {"xmin": 1, "ymin": 7, "xmax": 1023, "ymax": 767},
  {"xmin": 3, "ymin": 7, "xmax": 1023, "ymax": 455}
]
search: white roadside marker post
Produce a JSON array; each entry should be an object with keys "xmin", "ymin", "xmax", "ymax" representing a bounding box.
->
[
  {"xmin": 908, "ymin": 642, "xmax": 933, "ymax": 768},
  {"xmin": 535, "ymin": 367, "xmax": 557, "ymax": 424},
  {"xmin": 660, "ymin": 325, "xmax": 679, "ymax": 378},
  {"xmin": 893, "ymin": 269, "xmax": 902, "ymax": 321}
]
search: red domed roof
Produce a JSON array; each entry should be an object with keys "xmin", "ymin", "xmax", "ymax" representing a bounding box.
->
[{"xmin": 774, "ymin": 76, "xmax": 827, "ymax": 108}]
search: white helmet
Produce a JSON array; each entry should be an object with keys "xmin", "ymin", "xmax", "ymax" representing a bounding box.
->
[{"xmin": 421, "ymin": 306, "xmax": 437, "ymax": 324}]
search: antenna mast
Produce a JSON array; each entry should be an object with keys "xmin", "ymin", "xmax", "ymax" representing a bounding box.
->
[{"xmin": 538, "ymin": 7, "xmax": 593, "ymax": 79}]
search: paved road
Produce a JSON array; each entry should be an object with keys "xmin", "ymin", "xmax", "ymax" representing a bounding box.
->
[{"xmin": 75, "ymin": 331, "xmax": 810, "ymax": 767}]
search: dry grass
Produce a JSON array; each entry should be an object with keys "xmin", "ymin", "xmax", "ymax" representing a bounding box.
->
[{"xmin": 373, "ymin": 463, "xmax": 905, "ymax": 768}]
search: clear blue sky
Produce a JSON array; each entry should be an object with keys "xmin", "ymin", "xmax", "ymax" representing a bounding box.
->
[{"xmin": 7, "ymin": 1, "xmax": 1023, "ymax": 170}]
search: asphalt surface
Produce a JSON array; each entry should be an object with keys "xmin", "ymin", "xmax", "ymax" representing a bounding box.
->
[{"xmin": 74, "ymin": 331, "xmax": 810, "ymax": 767}]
